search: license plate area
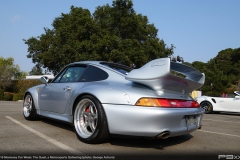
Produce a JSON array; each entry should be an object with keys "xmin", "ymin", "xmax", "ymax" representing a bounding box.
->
[{"xmin": 186, "ymin": 115, "xmax": 198, "ymax": 130}]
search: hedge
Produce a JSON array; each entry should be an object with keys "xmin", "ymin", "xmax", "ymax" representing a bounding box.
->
[
  {"xmin": 4, "ymin": 92, "xmax": 13, "ymax": 101},
  {"xmin": 5, "ymin": 79, "xmax": 42, "ymax": 94},
  {"xmin": 13, "ymin": 93, "xmax": 25, "ymax": 101},
  {"xmin": 0, "ymin": 88, "xmax": 4, "ymax": 100},
  {"xmin": 0, "ymin": 79, "xmax": 42, "ymax": 101}
]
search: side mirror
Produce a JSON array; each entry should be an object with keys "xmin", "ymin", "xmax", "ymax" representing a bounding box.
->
[
  {"xmin": 40, "ymin": 76, "xmax": 49, "ymax": 84},
  {"xmin": 235, "ymin": 96, "xmax": 240, "ymax": 99}
]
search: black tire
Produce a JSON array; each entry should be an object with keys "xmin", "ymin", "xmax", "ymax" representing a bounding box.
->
[
  {"xmin": 213, "ymin": 111, "xmax": 220, "ymax": 114},
  {"xmin": 200, "ymin": 101, "xmax": 213, "ymax": 114},
  {"xmin": 23, "ymin": 93, "xmax": 38, "ymax": 120},
  {"xmin": 73, "ymin": 95, "xmax": 109, "ymax": 144}
]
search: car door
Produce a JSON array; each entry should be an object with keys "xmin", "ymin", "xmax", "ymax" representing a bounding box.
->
[
  {"xmin": 38, "ymin": 65, "xmax": 86, "ymax": 114},
  {"xmin": 231, "ymin": 96, "xmax": 240, "ymax": 112},
  {"xmin": 217, "ymin": 97, "xmax": 240, "ymax": 112}
]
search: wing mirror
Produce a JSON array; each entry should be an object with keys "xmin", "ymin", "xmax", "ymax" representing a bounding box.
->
[{"xmin": 40, "ymin": 76, "xmax": 49, "ymax": 85}]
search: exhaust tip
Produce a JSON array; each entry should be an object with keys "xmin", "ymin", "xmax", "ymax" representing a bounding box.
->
[{"xmin": 156, "ymin": 131, "xmax": 170, "ymax": 139}]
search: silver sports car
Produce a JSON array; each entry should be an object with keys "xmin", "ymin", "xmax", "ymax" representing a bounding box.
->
[{"xmin": 23, "ymin": 58, "xmax": 205, "ymax": 144}]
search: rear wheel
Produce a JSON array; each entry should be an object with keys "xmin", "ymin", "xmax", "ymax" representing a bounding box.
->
[
  {"xmin": 73, "ymin": 95, "xmax": 109, "ymax": 144},
  {"xmin": 200, "ymin": 101, "xmax": 213, "ymax": 114},
  {"xmin": 23, "ymin": 94, "xmax": 38, "ymax": 120}
]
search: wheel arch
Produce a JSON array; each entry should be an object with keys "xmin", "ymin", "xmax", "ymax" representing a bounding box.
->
[
  {"xmin": 200, "ymin": 100, "xmax": 212, "ymax": 106},
  {"xmin": 23, "ymin": 88, "xmax": 39, "ymax": 110},
  {"xmin": 72, "ymin": 93, "xmax": 103, "ymax": 116}
]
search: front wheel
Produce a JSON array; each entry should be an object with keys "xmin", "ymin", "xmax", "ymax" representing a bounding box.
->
[
  {"xmin": 73, "ymin": 95, "xmax": 109, "ymax": 144},
  {"xmin": 200, "ymin": 101, "xmax": 213, "ymax": 114},
  {"xmin": 23, "ymin": 93, "xmax": 38, "ymax": 120}
]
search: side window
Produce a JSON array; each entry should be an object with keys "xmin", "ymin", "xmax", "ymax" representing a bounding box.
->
[
  {"xmin": 80, "ymin": 66, "xmax": 108, "ymax": 82},
  {"xmin": 52, "ymin": 68, "xmax": 68, "ymax": 83},
  {"xmin": 53, "ymin": 66, "xmax": 86, "ymax": 83}
]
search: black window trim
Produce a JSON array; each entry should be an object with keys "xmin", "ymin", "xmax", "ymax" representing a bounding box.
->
[{"xmin": 100, "ymin": 62, "xmax": 133, "ymax": 75}]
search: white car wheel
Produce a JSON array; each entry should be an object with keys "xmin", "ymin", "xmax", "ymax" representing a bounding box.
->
[{"xmin": 200, "ymin": 101, "xmax": 213, "ymax": 114}]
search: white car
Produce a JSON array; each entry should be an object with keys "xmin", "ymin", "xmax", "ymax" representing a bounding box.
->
[{"xmin": 196, "ymin": 91, "xmax": 240, "ymax": 114}]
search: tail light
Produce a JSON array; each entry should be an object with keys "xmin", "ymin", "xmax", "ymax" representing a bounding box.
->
[{"xmin": 135, "ymin": 98, "xmax": 200, "ymax": 108}]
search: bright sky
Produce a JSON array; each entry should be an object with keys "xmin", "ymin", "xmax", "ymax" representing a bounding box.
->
[{"xmin": 0, "ymin": 0, "xmax": 240, "ymax": 73}]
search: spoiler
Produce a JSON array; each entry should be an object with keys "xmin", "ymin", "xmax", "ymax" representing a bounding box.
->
[{"xmin": 125, "ymin": 58, "xmax": 205, "ymax": 94}]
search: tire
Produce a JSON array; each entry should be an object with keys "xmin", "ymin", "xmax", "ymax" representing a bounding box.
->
[
  {"xmin": 200, "ymin": 101, "xmax": 213, "ymax": 114},
  {"xmin": 213, "ymin": 111, "xmax": 220, "ymax": 114},
  {"xmin": 23, "ymin": 93, "xmax": 38, "ymax": 120},
  {"xmin": 73, "ymin": 95, "xmax": 109, "ymax": 144}
]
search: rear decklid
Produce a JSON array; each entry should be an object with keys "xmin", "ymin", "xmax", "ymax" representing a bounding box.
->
[{"xmin": 125, "ymin": 58, "xmax": 205, "ymax": 94}]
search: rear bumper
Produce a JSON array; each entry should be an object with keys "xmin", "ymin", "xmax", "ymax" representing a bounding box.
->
[{"xmin": 102, "ymin": 104, "xmax": 204, "ymax": 137}]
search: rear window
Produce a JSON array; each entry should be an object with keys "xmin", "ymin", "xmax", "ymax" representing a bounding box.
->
[
  {"xmin": 101, "ymin": 62, "xmax": 132, "ymax": 75},
  {"xmin": 80, "ymin": 65, "xmax": 108, "ymax": 82}
]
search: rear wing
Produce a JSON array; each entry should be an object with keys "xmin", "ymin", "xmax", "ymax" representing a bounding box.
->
[{"xmin": 125, "ymin": 58, "xmax": 205, "ymax": 94}]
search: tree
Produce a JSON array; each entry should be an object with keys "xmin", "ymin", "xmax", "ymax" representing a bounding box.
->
[
  {"xmin": 29, "ymin": 65, "xmax": 43, "ymax": 75},
  {"xmin": 0, "ymin": 57, "xmax": 28, "ymax": 90},
  {"xmin": 188, "ymin": 47, "xmax": 240, "ymax": 96},
  {"xmin": 24, "ymin": 0, "xmax": 174, "ymax": 75}
]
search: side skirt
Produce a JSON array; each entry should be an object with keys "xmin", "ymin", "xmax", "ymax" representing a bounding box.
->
[{"xmin": 36, "ymin": 109, "xmax": 73, "ymax": 124}]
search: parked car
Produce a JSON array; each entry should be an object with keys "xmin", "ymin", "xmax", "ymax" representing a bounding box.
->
[
  {"xmin": 23, "ymin": 58, "xmax": 205, "ymax": 144},
  {"xmin": 196, "ymin": 91, "xmax": 240, "ymax": 114}
]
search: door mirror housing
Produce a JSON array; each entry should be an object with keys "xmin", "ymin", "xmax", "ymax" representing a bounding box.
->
[{"xmin": 40, "ymin": 76, "xmax": 49, "ymax": 84}]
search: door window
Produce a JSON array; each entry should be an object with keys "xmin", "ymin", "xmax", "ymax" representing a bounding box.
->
[{"xmin": 53, "ymin": 66, "xmax": 86, "ymax": 83}]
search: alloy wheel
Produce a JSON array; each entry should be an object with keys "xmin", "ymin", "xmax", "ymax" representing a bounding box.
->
[{"xmin": 74, "ymin": 99, "xmax": 98, "ymax": 138}]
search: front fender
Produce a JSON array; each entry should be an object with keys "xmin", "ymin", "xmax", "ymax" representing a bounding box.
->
[{"xmin": 24, "ymin": 84, "xmax": 45, "ymax": 110}]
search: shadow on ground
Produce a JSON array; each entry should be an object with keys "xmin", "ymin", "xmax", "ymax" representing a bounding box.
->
[
  {"xmin": 40, "ymin": 117, "xmax": 193, "ymax": 150},
  {"xmin": 109, "ymin": 134, "xmax": 193, "ymax": 150}
]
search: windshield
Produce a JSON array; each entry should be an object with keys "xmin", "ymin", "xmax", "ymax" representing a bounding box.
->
[
  {"xmin": 234, "ymin": 91, "xmax": 240, "ymax": 96},
  {"xmin": 101, "ymin": 62, "xmax": 132, "ymax": 75}
]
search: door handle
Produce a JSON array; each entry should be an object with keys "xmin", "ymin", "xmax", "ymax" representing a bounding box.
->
[{"xmin": 63, "ymin": 86, "xmax": 71, "ymax": 91}]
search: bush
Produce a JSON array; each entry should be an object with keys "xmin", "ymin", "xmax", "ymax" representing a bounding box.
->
[
  {"xmin": 0, "ymin": 88, "xmax": 4, "ymax": 100},
  {"xmin": 13, "ymin": 93, "xmax": 24, "ymax": 101},
  {"xmin": 4, "ymin": 92, "xmax": 13, "ymax": 101},
  {"xmin": 15, "ymin": 80, "xmax": 42, "ymax": 93}
]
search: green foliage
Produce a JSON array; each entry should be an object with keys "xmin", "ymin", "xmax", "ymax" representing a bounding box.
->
[
  {"xmin": 0, "ymin": 57, "xmax": 28, "ymax": 90},
  {"xmin": 29, "ymin": 65, "xmax": 43, "ymax": 75},
  {"xmin": 4, "ymin": 92, "xmax": 13, "ymax": 101},
  {"xmin": 4, "ymin": 79, "xmax": 42, "ymax": 94},
  {"xmin": 24, "ymin": 0, "xmax": 174, "ymax": 75},
  {"xmin": 1, "ymin": 80, "xmax": 41, "ymax": 101},
  {"xmin": 189, "ymin": 47, "xmax": 240, "ymax": 96},
  {"xmin": 15, "ymin": 80, "xmax": 42, "ymax": 94},
  {"xmin": 0, "ymin": 88, "xmax": 4, "ymax": 100},
  {"xmin": 13, "ymin": 93, "xmax": 24, "ymax": 101}
]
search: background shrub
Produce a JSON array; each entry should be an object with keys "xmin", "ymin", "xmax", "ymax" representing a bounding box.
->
[
  {"xmin": 15, "ymin": 80, "xmax": 42, "ymax": 93},
  {"xmin": 4, "ymin": 80, "xmax": 42, "ymax": 93},
  {"xmin": 0, "ymin": 88, "xmax": 4, "ymax": 100},
  {"xmin": 13, "ymin": 93, "xmax": 24, "ymax": 101},
  {"xmin": 4, "ymin": 92, "xmax": 13, "ymax": 101}
]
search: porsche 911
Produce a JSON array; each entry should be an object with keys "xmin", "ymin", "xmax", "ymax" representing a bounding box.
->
[{"xmin": 23, "ymin": 58, "xmax": 205, "ymax": 144}]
